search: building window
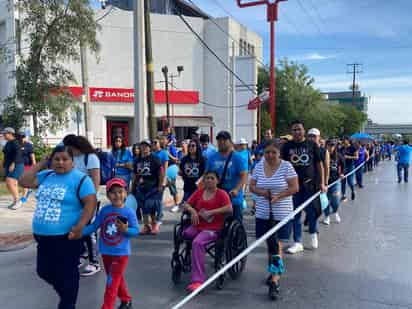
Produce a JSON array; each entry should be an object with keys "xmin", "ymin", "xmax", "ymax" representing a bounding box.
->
[{"xmin": 239, "ymin": 39, "xmax": 244, "ymax": 56}]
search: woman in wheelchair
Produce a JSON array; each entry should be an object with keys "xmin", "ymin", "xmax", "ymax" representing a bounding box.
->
[{"xmin": 183, "ymin": 171, "xmax": 233, "ymax": 292}]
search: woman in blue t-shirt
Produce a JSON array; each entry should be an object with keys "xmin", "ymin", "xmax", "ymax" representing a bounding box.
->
[
  {"xmin": 112, "ymin": 136, "xmax": 133, "ymax": 187},
  {"xmin": 19, "ymin": 145, "xmax": 97, "ymax": 309}
]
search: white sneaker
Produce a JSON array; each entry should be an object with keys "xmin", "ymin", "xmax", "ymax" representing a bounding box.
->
[
  {"xmin": 310, "ymin": 233, "xmax": 318, "ymax": 249},
  {"xmin": 170, "ymin": 205, "xmax": 180, "ymax": 213},
  {"xmin": 287, "ymin": 242, "xmax": 304, "ymax": 254},
  {"xmin": 80, "ymin": 263, "xmax": 101, "ymax": 277},
  {"xmin": 322, "ymin": 216, "xmax": 330, "ymax": 225},
  {"xmin": 78, "ymin": 256, "xmax": 88, "ymax": 269},
  {"xmin": 10, "ymin": 201, "xmax": 23, "ymax": 210},
  {"xmin": 335, "ymin": 213, "xmax": 341, "ymax": 223}
]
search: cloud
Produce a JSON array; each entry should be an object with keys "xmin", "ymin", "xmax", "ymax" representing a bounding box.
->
[{"xmin": 292, "ymin": 52, "xmax": 336, "ymax": 61}]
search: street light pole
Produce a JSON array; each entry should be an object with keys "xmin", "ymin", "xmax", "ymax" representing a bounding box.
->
[
  {"xmin": 237, "ymin": 0, "xmax": 287, "ymax": 134},
  {"xmin": 161, "ymin": 66, "xmax": 170, "ymax": 129}
]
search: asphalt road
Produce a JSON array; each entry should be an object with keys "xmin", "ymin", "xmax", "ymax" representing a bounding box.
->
[{"xmin": 1, "ymin": 161, "xmax": 411, "ymax": 309}]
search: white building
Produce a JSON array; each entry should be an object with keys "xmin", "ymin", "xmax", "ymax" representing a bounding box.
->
[{"xmin": 0, "ymin": 1, "xmax": 263, "ymax": 148}]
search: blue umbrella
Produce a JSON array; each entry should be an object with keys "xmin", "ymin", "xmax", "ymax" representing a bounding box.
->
[{"xmin": 351, "ymin": 133, "xmax": 373, "ymax": 140}]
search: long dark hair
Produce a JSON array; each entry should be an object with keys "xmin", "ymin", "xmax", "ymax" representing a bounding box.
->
[
  {"xmin": 112, "ymin": 135, "xmax": 126, "ymax": 156},
  {"xmin": 132, "ymin": 143, "xmax": 140, "ymax": 159},
  {"xmin": 62, "ymin": 134, "xmax": 95, "ymax": 154},
  {"xmin": 186, "ymin": 139, "xmax": 203, "ymax": 162}
]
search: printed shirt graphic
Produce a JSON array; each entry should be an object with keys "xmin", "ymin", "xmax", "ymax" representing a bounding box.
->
[
  {"xmin": 281, "ymin": 140, "xmax": 321, "ymax": 185},
  {"xmin": 180, "ymin": 156, "xmax": 205, "ymax": 194},
  {"xmin": 205, "ymin": 151, "xmax": 248, "ymax": 205},
  {"xmin": 33, "ymin": 169, "xmax": 96, "ymax": 236},
  {"xmin": 83, "ymin": 205, "xmax": 139, "ymax": 256},
  {"xmin": 134, "ymin": 154, "xmax": 161, "ymax": 192}
]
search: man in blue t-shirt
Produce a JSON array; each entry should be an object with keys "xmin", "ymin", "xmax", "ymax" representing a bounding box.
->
[
  {"xmin": 395, "ymin": 140, "xmax": 412, "ymax": 183},
  {"xmin": 206, "ymin": 131, "xmax": 248, "ymax": 221},
  {"xmin": 200, "ymin": 134, "xmax": 217, "ymax": 160}
]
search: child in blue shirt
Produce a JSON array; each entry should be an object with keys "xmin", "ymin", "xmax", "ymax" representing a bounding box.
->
[{"xmin": 83, "ymin": 178, "xmax": 139, "ymax": 309}]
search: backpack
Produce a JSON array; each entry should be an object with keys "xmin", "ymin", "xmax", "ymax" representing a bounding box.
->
[{"xmin": 85, "ymin": 149, "xmax": 116, "ymax": 185}]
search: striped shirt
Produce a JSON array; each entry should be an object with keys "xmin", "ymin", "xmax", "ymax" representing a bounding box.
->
[{"xmin": 252, "ymin": 159, "xmax": 297, "ymax": 221}]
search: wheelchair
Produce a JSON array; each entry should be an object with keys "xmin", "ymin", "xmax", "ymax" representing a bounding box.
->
[{"xmin": 170, "ymin": 211, "xmax": 248, "ymax": 289}]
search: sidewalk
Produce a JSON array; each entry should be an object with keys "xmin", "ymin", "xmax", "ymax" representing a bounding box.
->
[
  {"xmin": 0, "ymin": 196, "xmax": 36, "ymax": 251},
  {"xmin": 0, "ymin": 178, "xmax": 184, "ymax": 251}
]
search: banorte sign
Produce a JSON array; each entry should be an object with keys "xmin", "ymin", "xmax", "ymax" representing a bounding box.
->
[
  {"xmin": 90, "ymin": 87, "xmax": 135, "ymax": 102},
  {"xmin": 68, "ymin": 86, "xmax": 199, "ymax": 104}
]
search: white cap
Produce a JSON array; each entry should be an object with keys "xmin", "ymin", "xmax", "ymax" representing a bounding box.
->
[
  {"xmin": 308, "ymin": 128, "xmax": 321, "ymax": 136},
  {"xmin": 237, "ymin": 138, "xmax": 248, "ymax": 145}
]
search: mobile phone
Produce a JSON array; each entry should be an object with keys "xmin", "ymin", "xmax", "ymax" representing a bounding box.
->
[{"xmin": 116, "ymin": 216, "xmax": 128, "ymax": 224}]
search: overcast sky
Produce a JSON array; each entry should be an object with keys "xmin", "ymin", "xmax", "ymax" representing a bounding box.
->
[{"xmin": 187, "ymin": 0, "xmax": 412, "ymax": 124}]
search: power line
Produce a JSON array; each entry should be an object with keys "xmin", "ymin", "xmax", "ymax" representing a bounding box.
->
[
  {"xmin": 306, "ymin": 0, "xmax": 327, "ymax": 27},
  {"xmin": 187, "ymin": 0, "xmax": 267, "ymax": 68},
  {"xmin": 176, "ymin": 12, "xmax": 257, "ymax": 96},
  {"xmin": 95, "ymin": 5, "xmax": 115, "ymax": 22},
  {"xmin": 296, "ymin": 0, "xmax": 325, "ymax": 36},
  {"xmin": 166, "ymin": 80, "xmax": 254, "ymax": 109}
]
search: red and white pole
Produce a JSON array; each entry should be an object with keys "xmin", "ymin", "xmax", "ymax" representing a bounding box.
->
[{"xmin": 237, "ymin": 0, "xmax": 287, "ymax": 134}]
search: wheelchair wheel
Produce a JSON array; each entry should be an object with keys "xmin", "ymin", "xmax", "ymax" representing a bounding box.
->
[
  {"xmin": 171, "ymin": 255, "xmax": 183, "ymax": 284},
  {"xmin": 215, "ymin": 274, "xmax": 225, "ymax": 290},
  {"xmin": 225, "ymin": 221, "xmax": 248, "ymax": 280}
]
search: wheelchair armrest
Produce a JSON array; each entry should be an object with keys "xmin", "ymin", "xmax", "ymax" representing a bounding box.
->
[{"xmin": 181, "ymin": 211, "xmax": 192, "ymax": 226}]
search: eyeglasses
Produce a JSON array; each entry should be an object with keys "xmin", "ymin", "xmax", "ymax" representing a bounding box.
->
[
  {"xmin": 153, "ymin": 141, "xmax": 159, "ymax": 144},
  {"xmin": 204, "ymin": 176, "xmax": 216, "ymax": 180}
]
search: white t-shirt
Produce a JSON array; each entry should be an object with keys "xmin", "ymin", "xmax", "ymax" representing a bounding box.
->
[
  {"xmin": 252, "ymin": 159, "xmax": 297, "ymax": 221},
  {"xmin": 73, "ymin": 153, "xmax": 100, "ymax": 175}
]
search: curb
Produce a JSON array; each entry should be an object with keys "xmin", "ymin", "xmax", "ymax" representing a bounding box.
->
[{"xmin": 0, "ymin": 232, "xmax": 34, "ymax": 252}]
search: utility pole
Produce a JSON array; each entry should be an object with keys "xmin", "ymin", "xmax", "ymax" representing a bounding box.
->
[
  {"xmin": 347, "ymin": 63, "xmax": 363, "ymax": 107},
  {"xmin": 162, "ymin": 66, "xmax": 170, "ymax": 130},
  {"xmin": 144, "ymin": 0, "xmax": 157, "ymax": 139},
  {"xmin": 80, "ymin": 41, "xmax": 90, "ymax": 137},
  {"xmin": 237, "ymin": 0, "xmax": 287, "ymax": 134}
]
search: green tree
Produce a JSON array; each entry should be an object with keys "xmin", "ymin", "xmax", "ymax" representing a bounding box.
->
[
  {"xmin": 3, "ymin": 0, "xmax": 100, "ymax": 135},
  {"xmin": 257, "ymin": 59, "xmax": 367, "ymax": 137}
]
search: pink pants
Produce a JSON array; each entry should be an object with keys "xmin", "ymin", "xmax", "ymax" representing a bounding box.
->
[{"xmin": 183, "ymin": 226, "xmax": 219, "ymax": 283}]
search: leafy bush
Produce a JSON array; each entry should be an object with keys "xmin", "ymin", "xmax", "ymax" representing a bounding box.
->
[{"xmin": 32, "ymin": 136, "xmax": 53, "ymax": 162}]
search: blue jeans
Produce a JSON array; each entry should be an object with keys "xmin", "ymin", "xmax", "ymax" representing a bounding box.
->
[
  {"xmin": 324, "ymin": 181, "xmax": 341, "ymax": 216},
  {"xmin": 292, "ymin": 185, "xmax": 318, "ymax": 242},
  {"xmin": 355, "ymin": 165, "xmax": 363, "ymax": 187},
  {"xmin": 397, "ymin": 163, "xmax": 409, "ymax": 182},
  {"xmin": 341, "ymin": 163, "xmax": 355, "ymax": 197}
]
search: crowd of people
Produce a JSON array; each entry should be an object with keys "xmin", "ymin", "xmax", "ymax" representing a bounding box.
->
[{"xmin": 1, "ymin": 121, "xmax": 409, "ymax": 308}]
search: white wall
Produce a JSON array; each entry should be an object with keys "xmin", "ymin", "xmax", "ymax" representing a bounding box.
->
[
  {"xmin": 1, "ymin": 6, "xmax": 263, "ymax": 145},
  {"xmin": 235, "ymin": 56, "xmax": 257, "ymax": 143},
  {"xmin": 0, "ymin": 0, "xmax": 16, "ymax": 112}
]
